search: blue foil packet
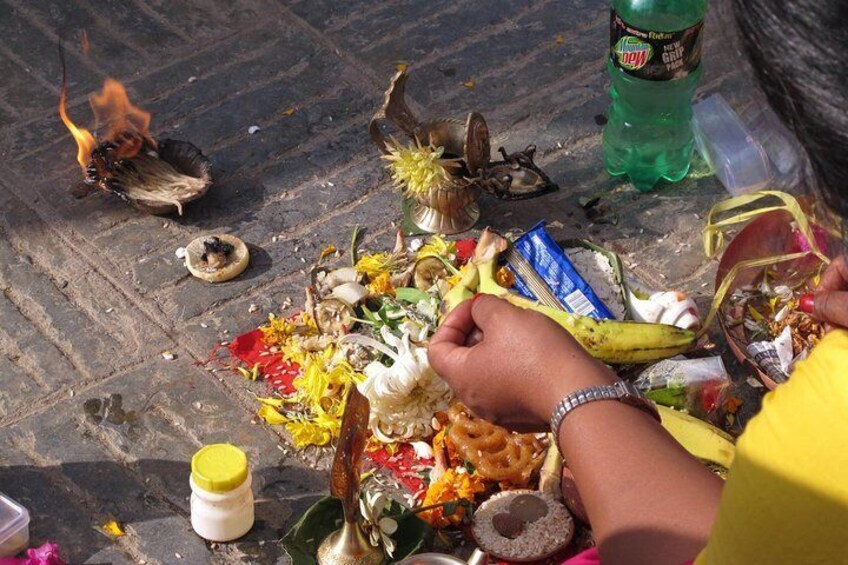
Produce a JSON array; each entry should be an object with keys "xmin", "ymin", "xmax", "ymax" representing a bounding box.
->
[{"xmin": 510, "ymin": 222, "xmax": 614, "ymax": 320}]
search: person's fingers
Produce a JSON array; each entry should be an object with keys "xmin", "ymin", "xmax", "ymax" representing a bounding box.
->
[
  {"xmin": 818, "ymin": 255, "xmax": 848, "ymax": 292},
  {"xmin": 813, "ymin": 290, "xmax": 848, "ymax": 328},
  {"xmin": 471, "ymin": 294, "xmax": 521, "ymax": 330},
  {"xmin": 465, "ymin": 327, "xmax": 484, "ymax": 347},
  {"xmin": 431, "ymin": 299, "xmax": 475, "ymax": 347},
  {"xmin": 429, "ymin": 300, "xmax": 477, "ymax": 380}
]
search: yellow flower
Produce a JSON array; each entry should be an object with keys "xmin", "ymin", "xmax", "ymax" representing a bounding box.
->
[
  {"xmin": 382, "ymin": 138, "xmax": 456, "ymax": 198},
  {"xmin": 367, "ymin": 271, "xmax": 395, "ymax": 296},
  {"xmin": 101, "ymin": 520, "xmax": 125, "ymax": 537},
  {"xmin": 446, "ymin": 263, "xmax": 471, "ymax": 288},
  {"xmin": 419, "ymin": 468, "xmax": 486, "ymax": 528},
  {"xmin": 417, "ymin": 236, "xmax": 457, "ymax": 261},
  {"xmin": 286, "ymin": 419, "xmax": 333, "ymax": 448},
  {"xmin": 260, "ymin": 314, "xmax": 296, "ymax": 347},
  {"xmin": 356, "ymin": 252, "xmax": 396, "ymax": 279},
  {"xmin": 257, "ymin": 404, "xmax": 289, "ymax": 425},
  {"xmin": 257, "ymin": 344, "xmax": 365, "ymax": 449}
]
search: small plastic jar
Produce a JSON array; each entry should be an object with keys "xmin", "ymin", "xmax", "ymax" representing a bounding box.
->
[{"xmin": 190, "ymin": 444, "xmax": 254, "ymax": 542}]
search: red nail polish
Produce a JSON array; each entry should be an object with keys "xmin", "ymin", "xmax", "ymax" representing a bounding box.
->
[{"xmin": 799, "ymin": 293, "xmax": 815, "ymax": 314}]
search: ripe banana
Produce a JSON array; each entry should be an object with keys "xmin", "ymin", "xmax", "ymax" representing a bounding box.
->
[
  {"xmin": 658, "ymin": 405, "xmax": 735, "ymax": 470},
  {"xmin": 471, "ymin": 229, "xmax": 697, "ymax": 364}
]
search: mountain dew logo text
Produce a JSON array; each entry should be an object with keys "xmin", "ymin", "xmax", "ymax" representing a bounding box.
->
[{"xmin": 614, "ymin": 36, "xmax": 653, "ymax": 71}]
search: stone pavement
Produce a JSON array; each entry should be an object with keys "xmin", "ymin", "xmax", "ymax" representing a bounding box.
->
[{"xmin": 0, "ymin": 0, "xmax": 762, "ymax": 563}]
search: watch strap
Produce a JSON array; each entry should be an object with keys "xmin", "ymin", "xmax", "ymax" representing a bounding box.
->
[{"xmin": 550, "ymin": 380, "xmax": 660, "ymax": 439}]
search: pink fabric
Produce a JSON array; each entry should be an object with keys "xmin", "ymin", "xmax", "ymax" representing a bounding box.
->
[
  {"xmin": 0, "ymin": 542, "xmax": 66, "ymax": 565},
  {"xmin": 562, "ymin": 548, "xmax": 601, "ymax": 565},
  {"xmin": 561, "ymin": 548, "xmax": 694, "ymax": 565}
]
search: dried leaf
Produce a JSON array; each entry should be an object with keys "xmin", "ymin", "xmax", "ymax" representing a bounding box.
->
[
  {"xmin": 725, "ymin": 396, "xmax": 743, "ymax": 414},
  {"xmin": 102, "ymin": 520, "xmax": 124, "ymax": 537},
  {"xmin": 555, "ymin": 34, "xmax": 564, "ymax": 45},
  {"xmin": 281, "ymin": 107, "xmax": 296, "ymax": 116},
  {"xmin": 747, "ymin": 305, "xmax": 765, "ymax": 322},
  {"xmin": 330, "ymin": 388, "xmax": 371, "ymax": 523},
  {"xmin": 320, "ymin": 244, "xmax": 337, "ymax": 260},
  {"xmin": 81, "ymin": 30, "xmax": 90, "ymax": 56},
  {"xmin": 578, "ymin": 196, "xmax": 600, "ymax": 210},
  {"xmin": 396, "ymin": 62, "xmax": 409, "ymax": 72},
  {"xmin": 462, "ymin": 80, "xmax": 475, "ymax": 89}
]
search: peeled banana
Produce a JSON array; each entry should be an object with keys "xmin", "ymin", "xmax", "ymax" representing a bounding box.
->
[
  {"xmin": 470, "ymin": 229, "xmax": 697, "ymax": 364},
  {"xmin": 440, "ymin": 262, "xmax": 480, "ymax": 315},
  {"xmin": 658, "ymin": 405, "xmax": 735, "ymax": 470}
]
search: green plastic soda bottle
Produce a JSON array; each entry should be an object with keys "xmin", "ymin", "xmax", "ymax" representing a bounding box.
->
[{"xmin": 603, "ymin": 0, "xmax": 708, "ymax": 191}]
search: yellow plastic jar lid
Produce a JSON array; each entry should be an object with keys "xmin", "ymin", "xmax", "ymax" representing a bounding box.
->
[{"xmin": 191, "ymin": 444, "xmax": 249, "ymax": 493}]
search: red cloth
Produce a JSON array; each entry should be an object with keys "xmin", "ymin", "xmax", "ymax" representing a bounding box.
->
[
  {"xmin": 228, "ymin": 328, "xmax": 429, "ymax": 498},
  {"xmin": 229, "ymin": 329, "xmax": 300, "ymax": 393}
]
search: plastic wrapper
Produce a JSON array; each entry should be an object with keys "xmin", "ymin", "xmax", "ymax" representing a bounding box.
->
[
  {"xmin": 634, "ymin": 357, "xmax": 731, "ymax": 423},
  {"xmin": 510, "ymin": 222, "xmax": 614, "ymax": 319}
]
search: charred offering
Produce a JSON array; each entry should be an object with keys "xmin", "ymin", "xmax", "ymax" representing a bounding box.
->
[
  {"xmin": 185, "ymin": 235, "xmax": 250, "ymax": 283},
  {"xmin": 59, "ymin": 49, "xmax": 211, "ymax": 215},
  {"xmin": 83, "ymin": 135, "xmax": 212, "ymax": 215},
  {"xmin": 200, "ymin": 236, "xmax": 236, "ymax": 270}
]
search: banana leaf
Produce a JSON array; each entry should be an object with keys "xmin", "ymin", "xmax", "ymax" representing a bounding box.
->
[
  {"xmin": 561, "ymin": 238, "xmax": 632, "ymax": 320},
  {"xmin": 281, "ymin": 496, "xmax": 434, "ymax": 565}
]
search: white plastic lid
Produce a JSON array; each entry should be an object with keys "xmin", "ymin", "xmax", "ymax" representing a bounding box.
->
[{"xmin": 0, "ymin": 493, "xmax": 29, "ymax": 545}]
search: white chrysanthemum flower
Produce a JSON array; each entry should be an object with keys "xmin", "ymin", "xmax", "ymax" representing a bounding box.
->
[{"xmin": 343, "ymin": 326, "xmax": 453, "ymax": 443}]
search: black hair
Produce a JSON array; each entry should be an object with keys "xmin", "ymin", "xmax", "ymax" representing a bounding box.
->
[{"xmin": 735, "ymin": 0, "xmax": 848, "ymax": 219}]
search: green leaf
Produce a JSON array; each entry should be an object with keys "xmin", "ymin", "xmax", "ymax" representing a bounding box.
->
[
  {"xmin": 646, "ymin": 386, "xmax": 687, "ymax": 409},
  {"xmin": 395, "ymin": 287, "xmax": 431, "ymax": 305},
  {"xmin": 281, "ymin": 497, "xmax": 345, "ymax": 565},
  {"xmin": 442, "ymin": 501, "xmax": 459, "ymax": 518},
  {"xmin": 390, "ymin": 500, "xmax": 435, "ymax": 560},
  {"xmin": 281, "ymin": 497, "xmax": 434, "ymax": 565}
]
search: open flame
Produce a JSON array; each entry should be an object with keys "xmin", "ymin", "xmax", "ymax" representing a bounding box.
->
[
  {"xmin": 58, "ymin": 79, "xmax": 95, "ymax": 168},
  {"xmin": 59, "ymin": 77, "xmax": 155, "ymax": 169}
]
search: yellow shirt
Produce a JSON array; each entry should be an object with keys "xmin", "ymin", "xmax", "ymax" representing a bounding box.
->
[{"xmin": 696, "ymin": 329, "xmax": 848, "ymax": 565}]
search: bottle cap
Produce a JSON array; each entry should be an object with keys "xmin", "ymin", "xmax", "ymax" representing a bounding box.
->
[{"xmin": 191, "ymin": 444, "xmax": 249, "ymax": 493}]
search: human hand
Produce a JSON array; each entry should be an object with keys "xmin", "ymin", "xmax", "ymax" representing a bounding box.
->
[
  {"xmin": 801, "ymin": 255, "xmax": 848, "ymax": 328},
  {"xmin": 428, "ymin": 295, "xmax": 616, "ymax": 432}
]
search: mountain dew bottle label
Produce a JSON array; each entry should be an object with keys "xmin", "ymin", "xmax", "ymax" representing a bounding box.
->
[{"xmin": 610, "ymin": 10, "xmax": 704, "ymax": 81}]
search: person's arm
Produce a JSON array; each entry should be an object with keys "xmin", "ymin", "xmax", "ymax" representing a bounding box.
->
[{"xmin": 429, "ymin": 295, "xmax": 722, "ymax": 565}]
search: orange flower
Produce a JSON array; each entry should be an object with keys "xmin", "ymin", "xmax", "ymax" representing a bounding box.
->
[
  {"xmin": 419, "ymin": 468, "xmax": 485, "ymax": 528},
  {"xmin": 320, "ymin": 244, "xmax": 337, "ymax": 260},
  {"xmin": 367, "ymin": 272, "xmax": 395, "ymax": 296},
  {"xmin": 495, "ymin": 266, "xmax": 515, "ymax": 288}
]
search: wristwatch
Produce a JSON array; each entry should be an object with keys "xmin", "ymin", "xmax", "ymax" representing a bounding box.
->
[{"xmin": 550, "ymin": 380, "xmax": 661, "ymax": 439}]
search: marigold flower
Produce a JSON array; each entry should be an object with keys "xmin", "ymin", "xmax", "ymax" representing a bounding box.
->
[{"xmin": 419, "ymin": 468, "xmax": 486, "ymax": 528}]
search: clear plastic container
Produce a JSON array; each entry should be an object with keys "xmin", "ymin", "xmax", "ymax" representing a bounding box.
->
[
  {"xmin": 741, "ymin": 103, "xmax": 806, "ymax": 193},
  {"xmin": 0, "ymin": 493, "xmax": 30, "ymax": 557},
  {"xmin": 693, "ymin": 93, "xmax": 771, "ymax": 196}
]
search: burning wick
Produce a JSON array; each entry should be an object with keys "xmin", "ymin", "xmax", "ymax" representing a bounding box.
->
[{"xmin": 58, "ymin": 45, "xmax": 210, "ymax": 215}]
